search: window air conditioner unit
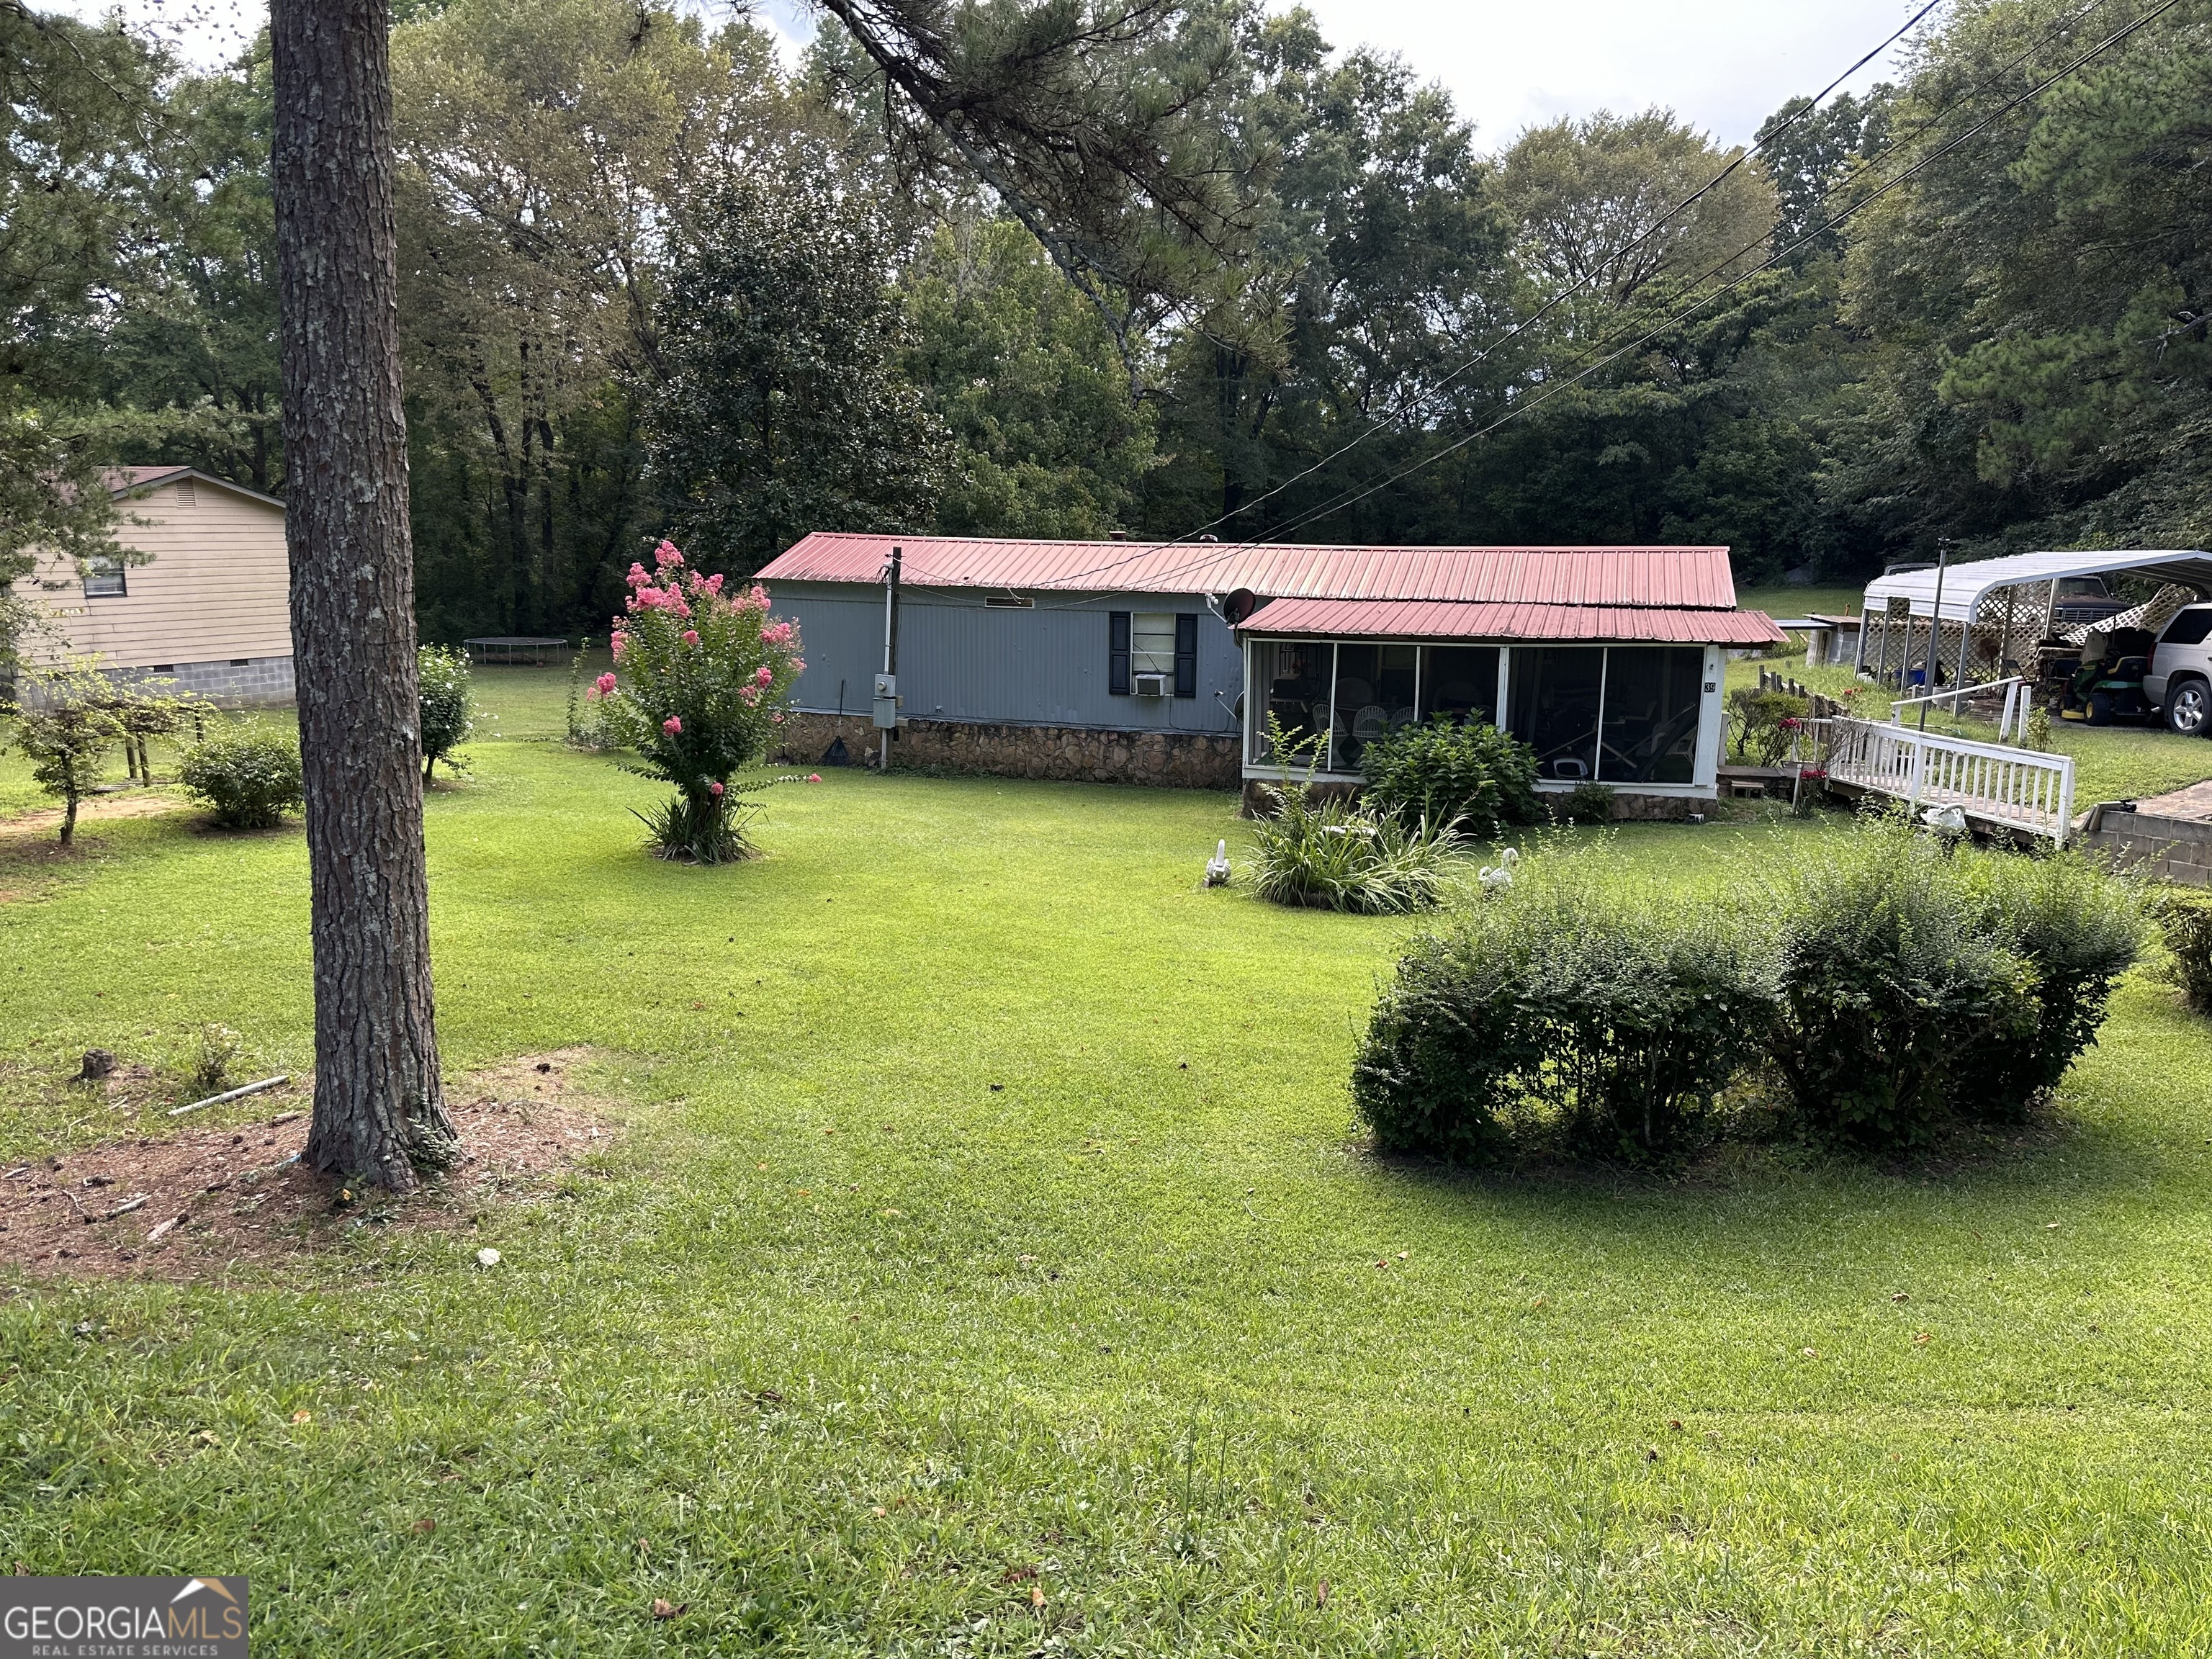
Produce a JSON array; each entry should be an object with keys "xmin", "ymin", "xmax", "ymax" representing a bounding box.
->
[{"xmin": 1133, "ymin": 672, "xmax": 1169, "ymax": 697}]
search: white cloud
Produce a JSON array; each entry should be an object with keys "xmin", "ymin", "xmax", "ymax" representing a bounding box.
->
[
  {"xmin": 43, "ymin": 0, "xmax": 1928, "ymax": 151},
  {"xmin": 1290, "ymin": 0, "xmax": 1931, "ymax": 150}
]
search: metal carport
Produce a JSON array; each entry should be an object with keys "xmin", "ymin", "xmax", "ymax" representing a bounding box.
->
[{"xmin": 1858, "ymin": 549, "xmax": 2212, "ymax": 688}]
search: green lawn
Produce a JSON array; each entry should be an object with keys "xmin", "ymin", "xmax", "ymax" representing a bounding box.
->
[{"xmin": 4, "ymin": 675, "xmax": 2212, "ymax": 1653}]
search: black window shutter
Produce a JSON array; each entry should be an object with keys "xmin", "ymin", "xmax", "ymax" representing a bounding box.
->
[
  {"xmin": 1108, "ymin": 611, "xmax": 1131, "ymax": 696},
  {"xmin": 1174, "ymin": 613, "xmax": 1198, "ymax": 698}
]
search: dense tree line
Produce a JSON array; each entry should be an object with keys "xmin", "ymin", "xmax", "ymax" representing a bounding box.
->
[{"xmin": 5, "ymin": 0, "xmax": 2206, "ymax": 649}]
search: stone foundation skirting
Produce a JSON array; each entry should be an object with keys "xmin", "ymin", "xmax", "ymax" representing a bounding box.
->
[{"xmin": 773, "ymin": 711, "xmax": 1241, "ymax": 789}]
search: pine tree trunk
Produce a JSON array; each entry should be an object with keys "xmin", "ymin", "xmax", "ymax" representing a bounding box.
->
[{"xmin": 272, "ymin": 0, "xmax": 455, "ymax": 1189}]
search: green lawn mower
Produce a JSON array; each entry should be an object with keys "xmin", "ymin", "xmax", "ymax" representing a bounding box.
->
[{"xmin": 2059, "ymin": 628, "xmax": 2157, "ymax": 725}]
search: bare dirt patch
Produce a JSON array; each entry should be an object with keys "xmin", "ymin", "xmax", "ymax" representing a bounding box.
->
[
  {"xmin": 0, "ymin": 1049, "xmax": 624, "ymax": 1281},
  {"xmin": 0, "ymin": 790, "xmax": 188, "ymax": 839}
]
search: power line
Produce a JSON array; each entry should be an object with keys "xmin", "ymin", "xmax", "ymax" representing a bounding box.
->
[
  {"xmin": 1174, "ymin": 0, "xmax": 1947, "ymax": 544},
  {"xmin": 895, "ymin": 0, "xmax": 1949, "ymax": 591},
  {"xmin": 1226, "ymin": 0, "xmax": 2174, "ymax": 552}
]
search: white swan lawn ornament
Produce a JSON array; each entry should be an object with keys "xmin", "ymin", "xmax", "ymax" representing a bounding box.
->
[
  {"xmin": 1205, "ymin": 838, "xmax": 1232, "ymax": 886},
  {"xmin": 1477, "ymin": 847, "xmax": 1520, "ymax": 894}
]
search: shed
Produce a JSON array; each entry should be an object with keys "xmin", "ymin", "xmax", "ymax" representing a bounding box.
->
[
  {"xmin": 756, "ymin": 533, "xmax": 1783, "ymax": 805},
  {"xmin": 10, "ymin": 467, "xmax": 294, "ymax": 705}
]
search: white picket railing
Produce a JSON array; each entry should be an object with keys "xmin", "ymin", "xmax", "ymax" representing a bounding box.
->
[{"xmin": 1815, "ymin": 717, "xmax": 2076, "ymax": 844}]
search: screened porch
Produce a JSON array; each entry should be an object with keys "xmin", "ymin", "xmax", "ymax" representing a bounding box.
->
[{"xmin": 1239, "ymin": 636, "xmax": 1726, "ymax": 793}]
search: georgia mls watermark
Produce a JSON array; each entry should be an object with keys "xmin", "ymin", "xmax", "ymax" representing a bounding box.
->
[{"xmin": 1, "ymin": 1576, "xmax": 247, "ymax": 1658}]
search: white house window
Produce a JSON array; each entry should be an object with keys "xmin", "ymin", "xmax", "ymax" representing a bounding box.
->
[
  {"xmin": 1130, "ymin": 613, "xmax": 1177, "ymax": 677},
  {"xmin": 82, "ymin": 556, "xmax": 127, "ymax": 599}
]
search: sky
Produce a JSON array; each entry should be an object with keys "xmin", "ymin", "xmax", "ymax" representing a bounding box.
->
[{"xmin": 55, "ymin": 0, "xmax": 1934, "ymax": 153}]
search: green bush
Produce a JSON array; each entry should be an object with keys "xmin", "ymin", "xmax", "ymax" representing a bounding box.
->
[
  {"xmin": 1728, "ymin": 687, "xmax": 1809, "ymax": 765},
  {"xmin": 1247, "ymin": 785, "xmax": 1465, "ymax": 914},
  {"xmin": 1359, "ymin": 717, "xmax": 1538, "ymax": 839},
  {"xmin": 1952, "ymin": 851, "xmax": 2148, "ymax": 1120},
  {"xmin": 418, "ymin": 645, "xmax": 476, "ymax": 780},
  {"xmin": 2155, "ymin": 891, "xmax": 2212, "ymax": 1015},
  {"xmin": 1764, "ymin": 817, "xmax": 2143, "ymax": 1146},
  {"xmin": 178, "ymin": 721, "xmax": 305, "ymax": 830},
  {"xmin": 1352, "ymin": 849, "xmax": 1782, "ymax": 1163},
  {"xmin": 1555, "ymin": 781, "xmax": 1616, "ymax": 824}
]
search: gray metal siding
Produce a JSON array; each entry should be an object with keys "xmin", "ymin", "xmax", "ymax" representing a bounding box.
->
[{"xmin": 770, "ymin": 580, "xmax": 1242, "ymax": 733}]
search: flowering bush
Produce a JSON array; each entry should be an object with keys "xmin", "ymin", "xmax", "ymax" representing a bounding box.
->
[{"xmin": 592, "ymin": 540, "xmax": 809, "ymax": 861}]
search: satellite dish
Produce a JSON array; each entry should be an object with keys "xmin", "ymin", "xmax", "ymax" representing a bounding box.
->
[{"xmin": 1222, "ymin": 588, "xmax": 1261, "ymax": 626}]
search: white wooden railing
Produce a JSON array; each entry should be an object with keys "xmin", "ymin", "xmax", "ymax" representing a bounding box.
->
[{"xmin": 1814, "ymin": 717, "xmax": 2076, "ymax": 844}]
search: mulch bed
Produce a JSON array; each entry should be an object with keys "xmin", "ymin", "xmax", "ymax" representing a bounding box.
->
[{"xmin": 0, "ymin": 1051, "xmax": 621, "ymax": 1282}]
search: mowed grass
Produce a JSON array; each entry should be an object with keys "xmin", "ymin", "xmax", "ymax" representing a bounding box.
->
[{"xmin": 3, "ymin": 673, "xmax": 2212, "ymax": 1654}]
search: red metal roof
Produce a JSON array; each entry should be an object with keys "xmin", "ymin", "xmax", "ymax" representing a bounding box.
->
[
  {"xmin": 1236, "ymin": 595, "xmax": 1788, "ymax": 646},
  {"xmin": 758, "ymin": 531, "xmax": 1739, "ymax": 609}
]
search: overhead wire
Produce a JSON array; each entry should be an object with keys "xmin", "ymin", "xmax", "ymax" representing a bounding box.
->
[
  {"xmin": 1247, "ymin": 0, "xmax": 2173, "ymax": 548},
  {"xmin": 886, "ymin": 0, "xmax": 1951, "ymax": 591}
]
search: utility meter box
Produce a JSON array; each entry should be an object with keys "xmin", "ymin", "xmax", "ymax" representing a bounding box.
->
[{"xmin": 872, "ymin": 673, "xmax": 899, "ymax": 729}]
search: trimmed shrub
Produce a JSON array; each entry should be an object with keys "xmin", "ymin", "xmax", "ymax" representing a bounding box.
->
[
  {"xmin": 1555, "ymin": 781, "xmax": 1616, "ymax": 825},
  {"xmin": 1352, "ymin": 849, "xmax": 1782, "ymax": 1162},
  {"xmin": 2159, "ymin": 892, "xmax": 2212, "ymax": 1015},
  {"xmin": 1247, "ymin": 785, "xmax": 1466, "ymax": 914},
  {"xmin": 417, "ymin": 645, "xmax": 477, "ymax": 780},
  {"xmin": 179, "ymin": 721, "xmax": 305, "ymax": 830},
  {"xmin": 1952, "ymin": 851, "xmax": 2148, "ymax": 1120},
  {"xmin": 1768, "ymin": 818, "xmax": 2038, "ymax": 1146},
  {"xmin": 1360, "ymin": 718, "xmax": 1538, "ymax": 840},
  {"xmin": 1728, "ymin": 687, "xmax": 1809, "ymax": 765}
]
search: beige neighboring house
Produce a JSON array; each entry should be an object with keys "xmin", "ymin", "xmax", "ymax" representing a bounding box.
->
[{"xmin": 13, "ymin": 465, "xmax": 295, "ymax": 706}]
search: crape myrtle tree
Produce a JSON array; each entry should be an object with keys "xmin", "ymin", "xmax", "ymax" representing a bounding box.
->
[{"xmin": 271, "ymin": 0, "xmax": 455, "ymax": 1187}]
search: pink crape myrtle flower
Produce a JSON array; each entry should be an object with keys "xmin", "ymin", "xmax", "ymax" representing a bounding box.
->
[
  {"xmin": 760, "ymin": 621, "xmax": 794, "ymax": 646},
  {"xmin": 709, "ymin": 781, "xmax": 724, "ymax": 797},
  {"xmin": 806, "ymin": 773, "xmax": 822, "ymax": 783},
  {"xmin": 655, "ymin": 540, "xmax": 684, "ymax": 568},
  {"xmin": 626, "ymin": 562, "xmax": 650, "ymax": 588},
  {"xmin": 790, "ymin": 657, "xmax": 805, "ymax": 673},
  {"xmin": 701, "ymin": 572, "xmax": 724, "ymax": 595},
  {"xmin": 611, "ymin": 632, "xmax": 629, "ymax": 660},
  {"xmin": 594, "ymin": 672, "xmax": 616, "ymax": 696},
  {"xmin": 682, "ymin": 629, "xmax": 700, "ymax": 647},
  {"xmin": 753, "ymin": 665, "xmax": 773, "ymax": 687},
  {"xmin": 662, "ymin": 716, "xmax": 683, "ymax": 735},
  {"xmin": 748, "ymin": 584, "xmax": 770, "ymax": 609}
]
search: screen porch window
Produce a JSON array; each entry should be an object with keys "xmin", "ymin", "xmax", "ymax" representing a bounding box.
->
[
  {"xmin": 1330, "ymin": 644, "xmax": 1417, "ymax": 771},
  {"xmin": 1508, "ymin": 644, "xmax": 1705, "ymax": 783},
  {"xmin": 81, "ymin": 556, "xmax": 127, "ymax": 598},
  {"xmin": 1251, "ymin": 640, "xmax": 1329, "ymax": 765},
  {"xmin": 1415, "ymin": 645, "xmax": 1499, "ymax": 724}
]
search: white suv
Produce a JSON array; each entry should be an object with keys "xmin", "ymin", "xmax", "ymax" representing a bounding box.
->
[{"xmin": 2149, "ymin": 603, "xmax": 2212, "ymax": 736}]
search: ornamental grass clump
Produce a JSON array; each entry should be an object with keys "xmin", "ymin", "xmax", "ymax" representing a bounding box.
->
[
  {"xmin": 592, "ymin": 540, "xmax": 809, "ymax": 863},
  {"xmin": 1351, "ymin": 843, "xmax": 1782, "ymax": 1164},
  {"xmin": 1246, "ymin": 786, "xmax": 1466, "ymax": 914}
]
